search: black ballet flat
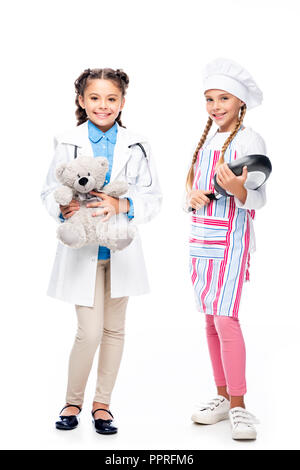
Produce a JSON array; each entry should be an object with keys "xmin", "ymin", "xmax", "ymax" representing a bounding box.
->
[
  {"xmin": 55, "ymin": 404, "xmax": 82, "ymax": 430},
  {"xmin": 92, "ymin": 408, "xmax": 118, "ymax": 435}
]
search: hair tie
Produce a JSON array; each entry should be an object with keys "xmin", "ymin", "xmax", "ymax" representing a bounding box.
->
[{"xmin": 115, "ymin": 69, "xmax": 129, "ymax": 85}]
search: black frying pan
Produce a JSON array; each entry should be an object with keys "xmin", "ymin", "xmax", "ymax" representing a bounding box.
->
[
  {"xmin": 213, "ymin": 154, "xmax": 272, "ymax": 198},
  {"xmin": 188, "ymin": 154, "xmax": 272, "ymax": 208}
]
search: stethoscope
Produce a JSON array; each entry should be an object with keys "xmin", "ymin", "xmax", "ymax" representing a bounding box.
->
[
  {"xmin": 74, "ymin": 142, "xmax": 153, "ymax": 188},
  {"xmin": 126, "ymin": 143, "xmax": 152, "ymax": 187}
]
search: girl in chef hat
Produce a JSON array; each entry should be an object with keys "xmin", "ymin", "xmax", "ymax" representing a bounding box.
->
[{"xmin": 185, "ymin": 58, "xmax": 267, "ymax": 440}]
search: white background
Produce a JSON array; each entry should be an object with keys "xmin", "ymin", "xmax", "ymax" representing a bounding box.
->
[{"xmin": 1, "ymin": 0, "xmax": 299, "ymax": 450}]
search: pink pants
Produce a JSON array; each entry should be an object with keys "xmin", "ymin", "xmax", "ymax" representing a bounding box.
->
[{"xmin": 205, "ymin": 315, "xmax": 246, "ymax": 396}]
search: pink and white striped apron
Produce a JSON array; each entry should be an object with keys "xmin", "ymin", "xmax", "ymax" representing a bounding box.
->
[{"xmin": 189, "ymin": 132, "xmax": 255, "ymax": 318}]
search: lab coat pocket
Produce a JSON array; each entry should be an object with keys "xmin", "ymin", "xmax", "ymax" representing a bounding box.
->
[{"xmin": 189, "ymin": 215, "xmax": 229, "ymax": 260}]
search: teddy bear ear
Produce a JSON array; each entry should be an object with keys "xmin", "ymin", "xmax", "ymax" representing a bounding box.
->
[
  {"xmin": 96, "ymin": 157, "xmax": 109, "ymax": 169},
  {"xmin": 56, "ymin": 162, "xmax": 68, "ymax": 182}
]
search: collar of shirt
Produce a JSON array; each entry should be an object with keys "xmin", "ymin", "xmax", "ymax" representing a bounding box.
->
[{"xmin": 88, "ymin": 120, "xmax": 118, "ymax": 144}]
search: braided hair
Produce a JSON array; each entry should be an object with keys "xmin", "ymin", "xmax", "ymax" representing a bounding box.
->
[
  {"xmin": 185, "ymin": 104, "xmax": 247, "ymax": 191},
  {"xmin": 74, "ymin": 68, "xmax": 129, "ymax": 127}
]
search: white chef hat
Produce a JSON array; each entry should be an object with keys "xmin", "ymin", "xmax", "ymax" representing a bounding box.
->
[{"xmin": 203, "ymin": 58, "xmax": 263, "ymax": 109}]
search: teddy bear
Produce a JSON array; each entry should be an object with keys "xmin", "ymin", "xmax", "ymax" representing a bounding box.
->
[{"xmin": 54, "ymin": 155, "xmax": 137, "ymax": 251}]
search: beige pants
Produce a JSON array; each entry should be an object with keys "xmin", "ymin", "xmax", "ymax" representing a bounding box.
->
[{"xmin": 66, "ymin": 259, "xmax": 128, "ymax": 405}]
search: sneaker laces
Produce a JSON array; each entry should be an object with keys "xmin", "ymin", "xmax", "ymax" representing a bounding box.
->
[
  {"xmin": 230, "ymin": 408, "xmax": 259, "ymax": 427},
  {"xmin": 198, "ymin": 396, "xmax": 226, "ymax": 412}
]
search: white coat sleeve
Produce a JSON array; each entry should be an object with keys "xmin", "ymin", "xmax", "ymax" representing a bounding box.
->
[
  {"xmin": 124, "ymin": 143, "xmax": 162, "ymax": 225},
  {"xmin": 40, "ymin": 138, "xmax": 68, "ymax": 223},
  {"xmin": 234, "ymin": 133, "xmax": 268, "ymax": 211}
]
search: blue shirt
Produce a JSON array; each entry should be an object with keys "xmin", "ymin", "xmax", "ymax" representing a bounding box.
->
[{"xmin": 88, "ymin": 120, "xmax": 134, "ymax": 260}]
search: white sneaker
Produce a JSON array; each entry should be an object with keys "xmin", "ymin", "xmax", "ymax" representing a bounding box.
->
[
  {"xmin": 229, "ymin": 407, "xmax": 259, "ymax": 440},
  {"xmin": 191, "ymin": 395, "xmax": 230, "ymax": 425}
]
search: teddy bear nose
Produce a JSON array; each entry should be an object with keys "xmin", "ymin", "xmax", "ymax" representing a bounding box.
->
[{"xmin": 78, "ymin": 177, "xmax": 89, "ymax": 186}]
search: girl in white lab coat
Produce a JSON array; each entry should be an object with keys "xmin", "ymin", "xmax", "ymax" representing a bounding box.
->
[{"xmin": 41, "ymin": 68, "xmax": 162, "ymax": 434}]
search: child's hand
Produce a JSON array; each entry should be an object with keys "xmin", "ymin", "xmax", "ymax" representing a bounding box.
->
[
  {"xmin": 188, "ymin": 189, "xmax": 213, "ymax": 209},
  {"xmin": 216, "ymin": 163, "xmax": 248, "ymax": 197},
  {"xmin": 86, "ymin": 192, "xmax": 130, "ymax": 222},
  {"xmin": 60, "ymin": 199, "xmax": 80, "ymax": 219}
]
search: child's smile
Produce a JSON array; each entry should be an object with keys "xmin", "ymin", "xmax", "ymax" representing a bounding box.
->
[{"xmin": 212, "ymin": 112, "xmax": 227, "ymax": 120}]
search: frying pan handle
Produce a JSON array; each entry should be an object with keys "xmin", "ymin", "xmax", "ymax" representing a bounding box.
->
[{"xmin": 187, "ymin": 192, "xmax": 218, "ymax": 212}]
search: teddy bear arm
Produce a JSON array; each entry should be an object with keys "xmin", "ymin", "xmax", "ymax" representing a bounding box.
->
[
  {"xmin": 54, "ymin": 185, "xmax": 75, "ymax": 206},
  {"xmin": 101, "ymin": 181, "xmax": 128, "ymax": 198}
]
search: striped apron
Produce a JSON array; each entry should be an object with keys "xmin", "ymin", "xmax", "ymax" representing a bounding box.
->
[{"xmin": 189, "ymin": 131, "xmax": 255, "ymax": 318}]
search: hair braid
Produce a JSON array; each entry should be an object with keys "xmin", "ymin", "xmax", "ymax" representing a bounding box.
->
[
  {"xmin": 185, "ymin": 117, "xmax": 213, "ymax": 191},
  {"xmin": 74, "ymin": 68, "xmax": 92, "ymax": 126}
]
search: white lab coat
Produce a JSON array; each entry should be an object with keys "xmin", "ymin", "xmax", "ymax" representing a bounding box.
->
[{"xmin": 41, "ymin": 121, "xmax": 162, "ymax": 306}]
